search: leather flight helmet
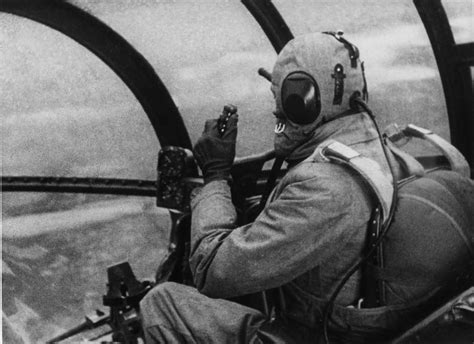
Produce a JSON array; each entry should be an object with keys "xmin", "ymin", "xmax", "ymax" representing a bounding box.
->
[{"xmin": 272, "ymin": 31, "xmax": 367, "ymax": 126}]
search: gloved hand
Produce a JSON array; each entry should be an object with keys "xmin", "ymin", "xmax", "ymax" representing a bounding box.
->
[{"xmin": 193, "ymin": 113, "xmax": 238, "ymax": 184}]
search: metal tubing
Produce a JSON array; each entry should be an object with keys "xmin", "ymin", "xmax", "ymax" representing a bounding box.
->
[
  {"xmin": 1, "ymin": 176, "xmax": 157, "ymax": 197},
  {"xmin": 241, "ymin": 0, "xmax": 293, "ymax": 53}
]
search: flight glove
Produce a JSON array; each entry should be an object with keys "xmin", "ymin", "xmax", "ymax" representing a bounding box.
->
[{"xmin": 193, "ymin": 114, "xmax": 238, "ymax": 184}]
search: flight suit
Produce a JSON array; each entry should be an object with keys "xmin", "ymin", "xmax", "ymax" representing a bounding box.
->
[
  {"xmin": 140, "ymin": 31, "xmax": 474, "ymax": 343},
  {"xmin": 141, "ymin": 113, "xmax": 419, "ymax": 343}
]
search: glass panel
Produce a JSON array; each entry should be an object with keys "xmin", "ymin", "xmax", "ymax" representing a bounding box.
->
[
  {"xmin": 2, "ymin": 193, "xmax": 170, "ymax": 343},
  {"xmin": 70, "ymin": 0, "xmax": 278, "ymax": 157},
  {"xmin": 443, "ymin": 0, "xmax": 473, "ymax": 44},
  {"xmin": 1, "ymin": 14, "xmax": 159, "ymax": 179},
  {"xmin": 274, "ymin": 0, "xmax": 450, "ymax": 143},
  {"xmin": 1, "ymin": 13, "xmax": 166, "ymax": 343}
]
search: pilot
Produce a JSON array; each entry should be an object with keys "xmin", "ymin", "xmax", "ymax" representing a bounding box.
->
[{"xmin": 140, "ymin": 32, "xmax": 474, "ymax": 343}]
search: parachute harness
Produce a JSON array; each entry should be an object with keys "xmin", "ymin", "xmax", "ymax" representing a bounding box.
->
[{"xmin": 322, "ymin": 96, "xmax": 399, "ymax": 344}]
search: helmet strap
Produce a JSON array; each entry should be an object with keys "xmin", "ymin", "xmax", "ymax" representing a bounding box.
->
[
  {"xmin": 322, "ymin": 31, "xmax": 360, "ymax": 68},
  {"xmin": 361, "ymin": 61, "xmax": 369, "ymax": 102},
  {"xmin": 331, "ymin": 63, "xmax": 346, "ymax": 105}
]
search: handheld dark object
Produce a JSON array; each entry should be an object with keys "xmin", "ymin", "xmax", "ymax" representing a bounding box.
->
[{"xmin": 218, "ymin": 104, "xmax": 238, "ymax": 136}]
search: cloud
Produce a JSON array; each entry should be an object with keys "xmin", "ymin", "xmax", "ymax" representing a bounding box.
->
[
  {"xmin": 2, "ymin": 198, "xmax": 146, "ymax": 238},
  {"xmin": 351, "ymin": 23, "xmax": 439, "ymax": 86}
]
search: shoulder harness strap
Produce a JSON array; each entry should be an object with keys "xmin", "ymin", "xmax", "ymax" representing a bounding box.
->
[
  {"xmin": 313, "ymin": 140, "xmax": 394, "ymax": 307},
  {"xmin": 313, "ymin": 140, "xmax": 394, "ymax": 225}
]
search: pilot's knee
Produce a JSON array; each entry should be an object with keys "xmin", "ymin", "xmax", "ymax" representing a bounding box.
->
[
  {"xmin": 140, "ymin": 282, "xmax": 181, "ymax": 321},
  {"xmin": 141, "ymin": 282, "xmax": 180, "ymax": 310}
]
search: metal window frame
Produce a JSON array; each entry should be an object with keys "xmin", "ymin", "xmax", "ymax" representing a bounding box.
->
[{"xmin": 414, "ymin": 0, "xmax": 474, "ymax": 171}]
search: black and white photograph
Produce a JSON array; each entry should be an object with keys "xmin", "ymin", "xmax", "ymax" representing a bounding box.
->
[{"xmin": 1, "ymin": 0, "xmax": 473, "ymax": 343}]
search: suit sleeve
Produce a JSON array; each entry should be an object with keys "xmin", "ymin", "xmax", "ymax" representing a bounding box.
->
[{"xmin": 189, "ymin": 166, "xmax": 368, "ymax": 298}]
